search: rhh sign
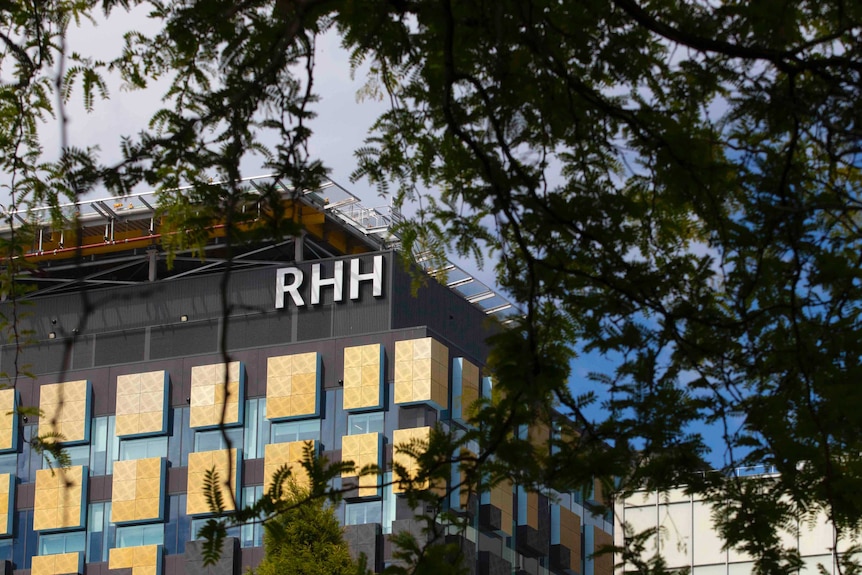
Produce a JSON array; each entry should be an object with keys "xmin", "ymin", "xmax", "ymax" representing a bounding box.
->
[{"xmin": 275, "ymin": 255, "xmax": 384, "ymax": 308}]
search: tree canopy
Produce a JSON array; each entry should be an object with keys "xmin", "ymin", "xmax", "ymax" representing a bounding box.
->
[
  {"xmin": 3, "ymin": 1, "xmax": 862, "ymax": 573},
  {"xmin": 254, "ymin": 481, "xmax": 360, "ymax": 575}
]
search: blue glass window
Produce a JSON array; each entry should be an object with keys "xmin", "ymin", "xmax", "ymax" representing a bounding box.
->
[
  {"xmin": 0, "ymin": 454, "xmax": 16, "ymax": 475},
  {"xmin": 168, "ymin": 407, "xmax": 193, "ymax": 468},
  {"xmin": 12, "ymin": 509, "xmax": 37, "ymax": 569},
  {"xmin": 43, "ymin": 445, "xmax": 89, "ymax": 469},
  {"xmin": 240, "ymin": 486, "xmax": 263, "ymax": 548},
  {"xmin": 243, "ymin": 399, "xmax": 270, "ymax": 459},
  {"xmin": 347, "ymin": 412, "xmax": 384, "ymax": 435},
  {"xmin": 164, "ymin": 495, "xmax": 188, "ymax": 556},
  {"xmin": 270, "ymin": 420, "xmax": 319, "ymax": 444},
  {"xmin": 190, "ymin": 518, "xmax": 239, "ymax": 541},
  {"xmin": 89, "ymin": 416, "xmax": 118, "ymax": 475},
  {"xmin": 345, "ymin": 501, "xmax": 382, "ymax": 525},
  {"xmin": 39, "ymin": 531, "xmax": 86, "ymax": 555},
  {"xmin": 119, "ymin": 436, "xmax": 167, "ymax": 461},
  {"xmin": 194, "ymin": 428, "xmax": 243, "ymax": 453},
  {"xmin": 115, "ymin": 524, "xmax": 164, "ymax": 548}
]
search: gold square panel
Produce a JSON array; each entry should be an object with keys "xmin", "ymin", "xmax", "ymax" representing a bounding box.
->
[
  {"xmin": 394, "ymin": 338, "xmax": 449, "ymax": 409},
  {"xmin": 32, "ymin": 552, "xmax": 82, "ymax": 575},
  {"xmin": 0, "ymin": 389, "xmax": 17, "ymax": 452},
  {"xmin": 34, "ymin": 466, "xmax": 86, "ymax": 531},
  {"xmin": 343, "ymin": 343, "xmax": 383, "ymax": 411},
  {"xmin": 392, "ymin": 427, "xmax": 437, "ymax": 493},
  {"xmin": 118, "ymin": 374, "xmax": 142, "ymax": 396},
  {"xmin": 341, "ymin": 433, "xmax": 380, "ymax": 497},
  {"xmin": 394, "ymin": 340, "xmax": 411, "ymax": 363},
  {"xmin": 186, "ymin": 449, "xmax": 238, "ymax": 516},
  {"xmin": 0, "ymin": 474, "xmax": 13, "ymax": 535},
  {"xmin": 264, "ymin": 440, "xmax": 316, "ymax": 492},
  {"xmin": 344, "ymin": 347, "xmax": 361, "ymax": 368},
  {"xmin": 109, "ymin": 544, "xmax": 162, "ymax": 575},
  {"xmin": 112, "ymin": 457, "xmax": 165, "ymax": 524},
  {"xmin": 360, "ymin": 386, "xmax": 380, "ymax": 407},
  {"xmin": 266, "ymin": 353, "xmax": 319, "ymax": 420},
  {"xmin": 115, "ymin": 414, "xmax": 139, "ymax": 437},
  {"xmin": 490, "ymin": 480, "xmax": 513, "ymax": 535},
  {"xmin": 39, "ymin": 380, "xmax": 91, "ymax": 444},
  {"xmin": 190, "ymin": 362, "xmax": 243, "ymax": 429}
]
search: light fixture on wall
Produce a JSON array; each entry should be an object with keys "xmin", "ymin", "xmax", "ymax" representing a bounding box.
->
[
  {"xmin": 180, "ymin": 315, "xmax": 188, "ymax": 322},
  {"xmin": 48, "ymin": 332, "xmax": 56, "ymax": 339}
]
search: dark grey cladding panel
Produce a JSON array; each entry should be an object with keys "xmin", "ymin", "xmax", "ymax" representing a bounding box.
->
[
  {"xmin": 389, "ymin": 260, "xmax": 496, "ymax": 365},
  {"xmin": 479, "ymin": 504, "xmax": 502, "ymax": 532},
  {"xmin": 185, "ymin": 537, "xmax": 239, "ymax": 575},
  {"xmin": 344, "ymin": 523, "xmax": 381, "ymax": 572},
  {"xmin": 0, "ymin": 252, "xmax": 394, "ymax": 375},
  {"xmin": 516, "ymin": 525, "xmax": 545, "ymax": 557},
  {"xmin": 479, "ymin": 551, "xmax": 512, "ymax": 575},
  {"xmin": 445, "ymin": 534, "xmax": 477, "ymax": 575},
  {"xmin": 549, "ymin": 544, "xmax": 572, "ymax": 573},
  {"xmin": 7, "ymin": 252, "xmax": 393, "ymax": 337}
]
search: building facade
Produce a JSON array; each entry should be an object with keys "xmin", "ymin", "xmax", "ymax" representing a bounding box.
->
[
  {"xmin": 0, "ymin": 179, "xmax": 613, "ymax": 575},
  {"xmin": 615, "ymin": 478, "xmax": 846, "ymax": 575}
]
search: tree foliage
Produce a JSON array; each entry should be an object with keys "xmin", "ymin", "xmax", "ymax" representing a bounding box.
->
[
  {"xmin": 255, "ymin": 480, "xmax": 360, "ymax": 575},
  {"xmin": 2, "ymin": 1, "xmax": 862, "ymax": 574}
]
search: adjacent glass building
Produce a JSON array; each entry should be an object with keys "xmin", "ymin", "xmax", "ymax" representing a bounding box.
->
[{"xmin": 0, "ymin": 179, "xmax": 613, "ymax": 575}]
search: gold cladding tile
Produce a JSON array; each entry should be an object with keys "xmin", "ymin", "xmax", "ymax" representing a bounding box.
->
[
  {"xmin": 291, "ymin": 373, "xmax": 316, "ymax": 395},
  {"xmin": 343, "ymin": 346, "xmax": 361, "ymax": 368},
  {"xmin": 34, "ymin": 466, "xmax": 86, "ymax": 531},
  {"xmin": 394, "ymin": 340, "xmax": 412, "ymax": 363},
  {"xmin": 32, "ymin": 552, "xmax": 82, "ymax": 575},
  {"xmin": 186, "ymin": 449, "xmax": 238, "ymax": 516},
  {"xmin": 267, "ymin": 355, "xmax": 292, "ymax": 378},
  {"xmin": 115, "ymin": 394, "xmax": 139, "ymax": 416},
  {"xmin": 0, "ymin": 389, "xmax": 17, "ymax": 451},
  {"xmin": 343, "ymin": 367, "xmax": 361, "ymax": 388},
  {"xmin": 412, "ymin": 338, "xmax": 432, "ymax": 359},
  {"xmin": 109, "ymin": 544, "xmax": 162, "ymax": 575},
  {"xmin": 115, "ymin": 371, "xmax": 167, "ymax": 439},
  {"xmin": 392, "ymin": 427, "xmax": 432, "ymax": 493},
  {"xmin": 361, "ymin": 365, "xmax": 379, "ymax": 385},
  {"xmin": 293, "ymin": 352, "xmax": 317, "ymax": 375},
  {"xmin": 140, "ymin": 371, "xmax": 165, "ymax": 392},
  {"xmin": 265, "ymin": 353, "xmax": 318, "ymax": 420},
  {"xmin": 393, "ymin": 380, "xmax": 413, "ymax": 404},
  {"xmin": 264, "ymin": 440, "xmax": 315, "ymax": 491},
  {"xmin": 0, "ymin": 474, "xmax": 12, "ymax": 535},
  {"xmin": 267, "ymin": 375, "xmax": 292, "ymax": 397},
  {"xmin": 360, "ymin": 387, "xmax": 380, "ymax": 407},
  {"xmin": 290, "ymin": 394, "xmax": 314, "ymax": 417},
  {"xmin": 394, "ymin": 338, "xmax": 449, "ymax": 409},
  {"xmin": 39, "ymin": 381, "xmax": 90, "ymax": 444},
  {"xmin": 490, "ymin": 480, "xmax": 514, "ymax": 535},
  {"xmin": 138, "ymin": 392, "xmax": 162, "ymax": 413},
  {"xmin": 412, "ymin": 379, "xmax": 431, "ymax": 401},
  {"xmin": 265, "ymin": 397, "xmax": 290, "ymax": 419},
  {"xmin": 117, "ymin": 373, "xmax": 142, "ymax": 396},
  {"xmin": 112, "ymin": 480, "xmax": 135, "ymax": 502},
  {"xmin": 342, "ymin": 388, "xmax": 361, "ymax": 410},
  {"xmin": 393, "ymin": 361, "xmax": 413, "ymax": 382},
  {"xmin": 136, "ymin": 457, "xmax": 161, "ymax": 479},
  {"xmin": 190, "ymin": 362, "xmax": 243, "ymax": 429},
  {"xmin": 138, "ymin": 411, "xmax": 164, "ymax": 434}
]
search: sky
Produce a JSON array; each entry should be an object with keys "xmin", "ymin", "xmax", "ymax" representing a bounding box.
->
[{"xmin": 16, "ymin": 5, "xmax": 736, "ymax": 469}]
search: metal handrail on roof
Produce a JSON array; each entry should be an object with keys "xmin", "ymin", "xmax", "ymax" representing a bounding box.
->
[{"xmin": 0, "ymin": 174, "xmax": 520, "ymax": 321}]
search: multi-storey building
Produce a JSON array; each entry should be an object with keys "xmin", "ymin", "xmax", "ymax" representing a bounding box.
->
[
  {"xmin": 0, "ymin": 177, "xmax": 613, "ymax": 575},
  {"xmin": 615, "ymin": 470, "xmax": 845, "ymax": 575}
]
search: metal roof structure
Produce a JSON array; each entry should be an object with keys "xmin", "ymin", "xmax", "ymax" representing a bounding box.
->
[{"xmin": 0, "ymin": 174, "xmax": 519, "ymax": 322}]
